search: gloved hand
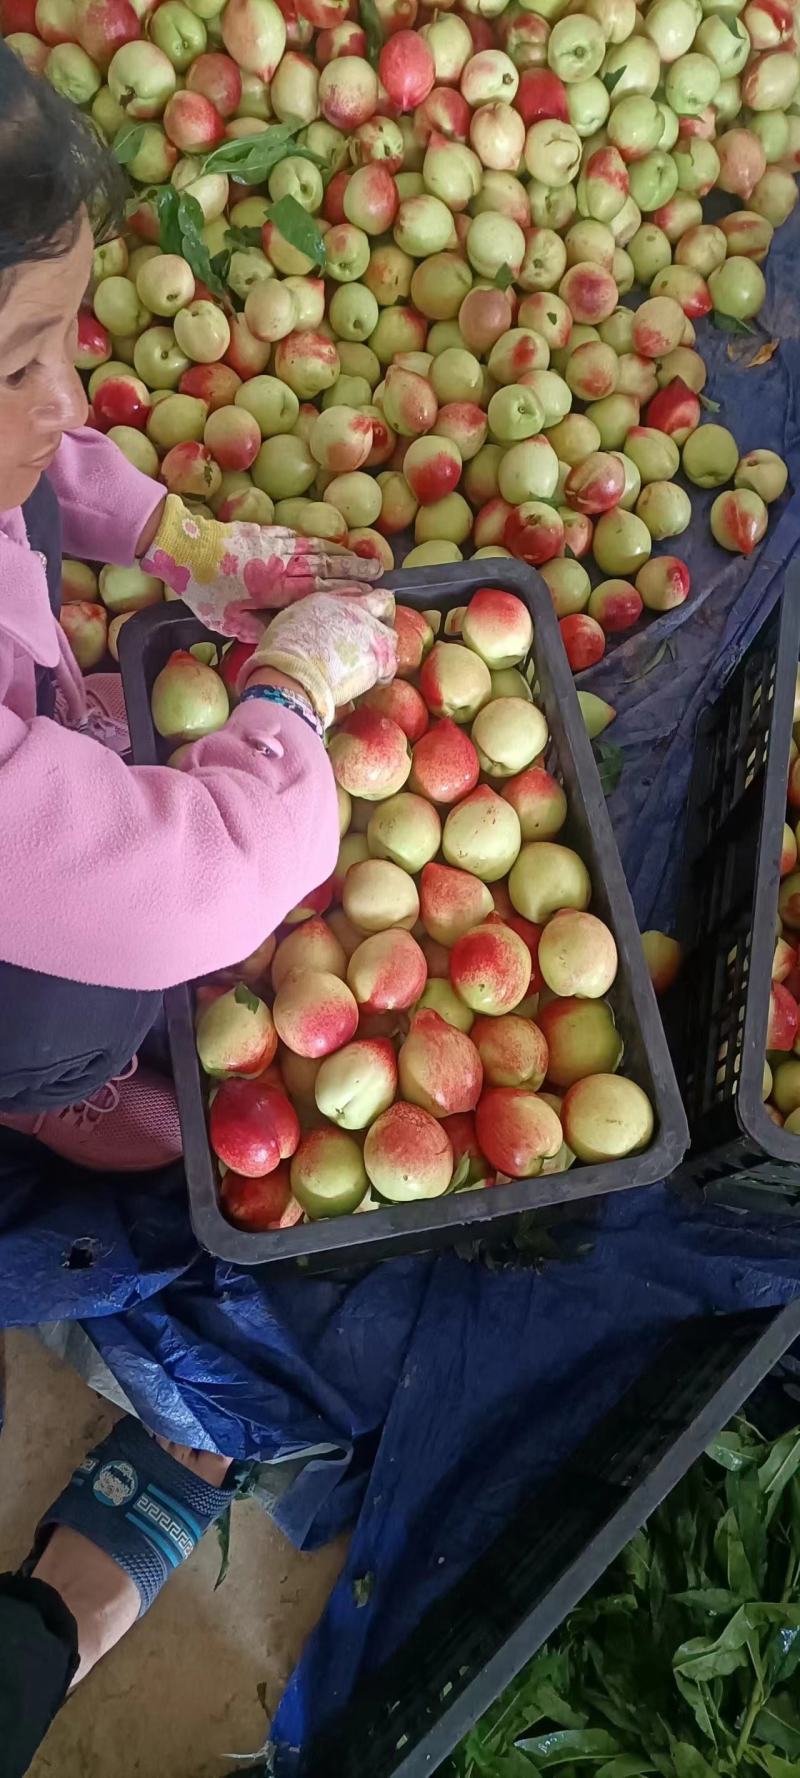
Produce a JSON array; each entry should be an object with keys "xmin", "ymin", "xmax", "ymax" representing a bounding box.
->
[
  {"xmin": 241, "ymin": 588, "xmax": 398, "ymax": 729},
  {"xmin": 141, "ymin": 495, "xmax": 381, "ymax": 643}
]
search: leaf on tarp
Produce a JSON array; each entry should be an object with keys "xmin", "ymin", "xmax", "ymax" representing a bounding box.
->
[
  {"xmin": 352, "ymin": 1572, "xmax": 374, "ymax": 1608},
  {"xmin": 201, "ymin": 122, "xmax": 300, "ymax": 184},
  {"xmin": 234, "ymin": 982, "xmax": 262, "ymax": 1013},
  {"xmin": 267, "ymin": 194, "xmax": 326, "ymax": 267},
  {"xmin": 495, "ymin": 263, "xmax": 514, "ymax": 290},
  {"xmin": 113, "ymin": 122, "xmax": 146, "ymax": 166},
  {"xmin": 626, "ymin": 639, "xmax": 675, "ymax": 682},
  {"xmin": 594, "ymin": 741, "xmax": 624, "ymax": 795},
  {"xmin": 214, "ymin": 1506, "xmax": 232, "ymax": 1589},
  {"xmin": 358, "ymin": 0, "xmax": 384, "ymax": 64},
  {"xmin": 714, "ymin": 312, "xmax": 755, "ymax": 335},
  {"xmin": 746, "ymin": 338, "xmax": 780, "ymax": 368},
  {"xmin": 603, "ymin": 66, "xmax": 626, "ymax": 93},
  {"xmin": 699, "ymin": 394, "xmax": 721, "ymax": 413}
]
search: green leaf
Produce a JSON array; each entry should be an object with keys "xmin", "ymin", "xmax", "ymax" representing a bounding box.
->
[
  {"xmin": 532, "ymin": 1687, "xmax": 588, "ymax": 1732},
  {"xmin": 201, "ymin": 122, "xmax": 299, "ymax": 183},
  {"xmin": 626, "ymin": 639, "xmax": 675, "ymax": 682},
  {"xmin": 753, "ymin": 1695, "xmax": 800, "ymax": 1758},
  {"xmin": 699, "ymin": 394, "xmax": 721, "ymax": 414},
  {"xmin": 233, "ymin": 982, "xmax": 262, "ymax": 1012},
  {"xmin": 358, "ymin": 0, "xmax": 384, "ymax": 66},
  {"xmin": 671, "ymin": 1589, "xmax": 742, "ymax": 1616},
  {"xmin": 225, "ymin": 223, "xmax": 265, "ymax": 251},
  {"xmin": 154, "ymin": 185, "xmax": 182, "ymax": 256},
  {"xmin": 673, "ymin": 1674, "xmax": 719, "ymax": 1747},
  {"xmin": 758, "ymin": 1432, "xmax": 800, "ymax": 1515},
  {"xmin": 547, "ymin": 312, "xmax": 558, "ymax": 326},
  {"xmin": 214, "ymin": 1505, "xmax": 232, "ymax": 1589},
  {"xmin": 352, "ymin": 1571, "xmax": 374, "ymax": 1608},
  {"xmin": 596, "ymin": 1762, "xmax": 659, "ymax": 1778},
  {"xmin": 712, "ymin": 312, "xmax": 756, "ymax": 335},
  {"xmin": 673, "ymin": 1610, "xmax": 753, "ymax": 1683},
  {"xmin": 516, "ymin": 1730, "xmax": 620, "ymax": 1764},
  {"xmin": 669, "ymin": 1745, "xmax": 718, "ymax": 1778},
  {"xmin": 759, "ymin": 1758, "xmax": 800, "ymax": 1777},
  {"xmin": 720, "ymin": 11, "xmax": 744, "ymax": 34},
  {"xmin": 706, "ymin": 1432, "xmax": 759, "ymax": 1473},
  {"xmin": 154, "ymin": 187, "xmax": 229, "ymax": 299},
  {"xmin": 113, "ymin": 122, "xmax": 146, "ymax": 165},
  {"xmin": 728, "ymin": 1468, "xmax": 769, "ymax": 1589},
  {"xmin": 495, "ymin": 263, "xmax": 514, "ymax": 290},
  {"xmin": 268, "ymin": 194, "xmax": 326, "ymax": 268},
  {"xmin": 603, "ymin": 66, "xmax": 626, "ymax": 93},
  {"xmin": 594, "ymin": 740, "xmax": 624, "ymax": 796},
  {"xmin": 177, "ymin": 191, "xmax": 229, "ymax": 299},
  {"xmin": 189, "ymin": 641, "xmax": 218, "ymax": 666}
]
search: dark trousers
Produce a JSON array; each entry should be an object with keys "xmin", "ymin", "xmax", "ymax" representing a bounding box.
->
[
  {"xmin": 0, "ymin": 963, "xmax": 164, "ymax": 1113},
  {"xmin": 0, "ymin": 1575, "xmax": 78, "ymax": 1776}
]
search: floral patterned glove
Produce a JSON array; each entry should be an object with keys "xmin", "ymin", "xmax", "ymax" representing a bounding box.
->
[
  {"xmin": 243, "ymin": 589, "xmax": 398, "ymax": 729},
  {"xmin": 141, "ymin": 495, "xmax": 381, "ymax": 643}
]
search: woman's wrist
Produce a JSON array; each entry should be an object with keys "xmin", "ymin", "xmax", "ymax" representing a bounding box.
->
[{"xmin": 244, "ymin": 668, "xmax": 310, "ymax": 701}]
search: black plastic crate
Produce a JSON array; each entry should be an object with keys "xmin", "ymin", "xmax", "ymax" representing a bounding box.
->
[
  {"xmin": 119, "ymin": 559, "xmax": 687, "ymax": 1269},
  {"xmin": 672, "ymin": 580, "xmax": 800, "ymax": 1210},
  {"xmin": 294, "ymin": 1296, "xmax": 800, "ymax": 1778}
]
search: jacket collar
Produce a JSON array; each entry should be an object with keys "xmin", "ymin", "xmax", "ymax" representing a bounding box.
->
[{"xmin": 0, "ymin": 504, "xmax": 60, "ymax": 670}]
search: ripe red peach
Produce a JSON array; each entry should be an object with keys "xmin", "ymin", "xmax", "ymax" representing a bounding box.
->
[
  {"xmin": 450, "ymin": 920, "xmax": 532, "ymax": 1014},
  {"xmin": 398, "ymin": 1008, "xmax": 483, "ymax": 1116},
  {"xmin": 475, "ymin": 1087, "xmax": 563, "ymax": 1177},
  {"xmin": 272, "ymin": 969, "xmax": 359, "ymax": 1058},
  {"xmin": 347, "ymin": 928, "xmax": 427, "ymax": 1012},
  {"xmin": 419, "ymin": 861, "xmax": 494, "ymax": 947},
  {"xmin": 364, "ymin": 1100, "xmax": 453, "ymax": 1199},
  {"xmin": 471, "ymin": 1013, "xmax": 548, "ymax": 1089}
]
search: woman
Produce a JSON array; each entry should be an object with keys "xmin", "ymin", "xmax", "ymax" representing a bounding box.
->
[{"xmin": 0, "ymin": 43, "xmax": 396, "ymax": 1772}]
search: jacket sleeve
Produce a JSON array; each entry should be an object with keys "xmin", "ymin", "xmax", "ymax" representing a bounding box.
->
[
  {"xmin": 48, "ymin": 428, "xmax": 164, "ymax": 566},
  {"xmin": 0, "ymin": 700, "xmax": 339, "ymax": 991}
]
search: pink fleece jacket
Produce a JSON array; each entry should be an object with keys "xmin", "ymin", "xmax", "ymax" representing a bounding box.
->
[{"xmin": 0, "ymin": 427, "xmax": 339, "ymax": 992}]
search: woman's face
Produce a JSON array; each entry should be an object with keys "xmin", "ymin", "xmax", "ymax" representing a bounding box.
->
[{"xmin": 0, "ymin": 214, "xmax": 93, "ymax": 511}]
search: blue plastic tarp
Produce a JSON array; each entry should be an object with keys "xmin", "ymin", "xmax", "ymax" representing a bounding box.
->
[{"xmin": 2, "ymin": 199, "xmax": 800, "ymax": 1765}]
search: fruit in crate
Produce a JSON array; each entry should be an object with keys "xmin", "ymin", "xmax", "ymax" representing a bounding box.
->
[
  {"xmin": 761, "ymin": 713, "xmax": 800, "ymax": 1130},
  {"xmin": 168, "ymin": 587, "xmax": 659, "ymax": 1230}
]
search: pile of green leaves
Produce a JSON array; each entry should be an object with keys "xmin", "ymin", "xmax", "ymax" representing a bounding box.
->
[{"xmin": 449, "ymin": 1414, "xmax": 800, "ymax": 1778}]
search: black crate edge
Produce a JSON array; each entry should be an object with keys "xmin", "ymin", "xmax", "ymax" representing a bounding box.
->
[
  {"xmin": 297, "ymin": 1295, "xmax": 800, "ymax": 1778},
  {"xmin": 673, "ymin": 578, "xmax": 800, "ymax": 1197},
  {"xmin": 120, "ymin": 561, "xmax": 688, "ymax": 1269}
]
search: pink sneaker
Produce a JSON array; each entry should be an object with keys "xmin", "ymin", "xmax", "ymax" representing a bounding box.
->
[{"xmin": 0, "ymin": 1058, "xmax": 183, "ymax": 1172}]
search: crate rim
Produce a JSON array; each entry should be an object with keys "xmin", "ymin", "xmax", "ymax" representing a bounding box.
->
[{"xmin": 120, "ymin": 560, "xmax": 689, "ymax": 1267}]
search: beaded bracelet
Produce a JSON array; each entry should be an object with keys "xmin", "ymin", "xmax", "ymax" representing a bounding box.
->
[{"xmin": 240, "ymin": 683, "xmax": 324, "ymax": 739}]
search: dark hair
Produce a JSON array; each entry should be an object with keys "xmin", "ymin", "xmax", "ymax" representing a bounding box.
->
[{"xmin": 0, "ymin": 38, "xmax": 126, "ymax": 278}]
